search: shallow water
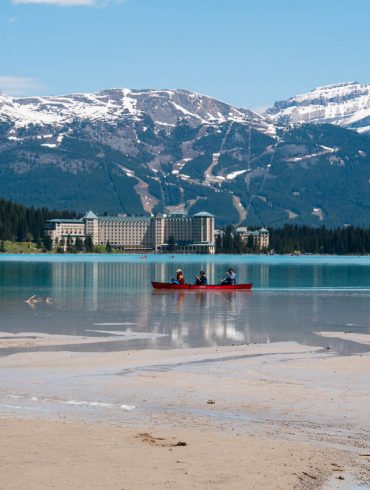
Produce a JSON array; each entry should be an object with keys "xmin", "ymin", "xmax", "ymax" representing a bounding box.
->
[{"xmin": 0, "ymin": 254, "xmax": 369, "ymax": 355}]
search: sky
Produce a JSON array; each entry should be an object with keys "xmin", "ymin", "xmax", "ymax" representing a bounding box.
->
[{"xmin": 2, "ymin": 0, "xmax": 370, "ymax": 111}]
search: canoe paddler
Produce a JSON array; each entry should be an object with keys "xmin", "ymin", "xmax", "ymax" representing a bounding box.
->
[
  {"xmin": 171, "ymin": 268, "xmax": 185, "ymax": 285},
  {"xmin": 195, "ymin": 270, "xmax": 208, "ymax": 286},
  {"xmin": 218, "ymin": 268, "xmax": 236, "ymax": 285}
]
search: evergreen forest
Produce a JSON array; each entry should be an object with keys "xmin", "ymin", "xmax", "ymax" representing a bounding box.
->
[
  {"xmin": 0, "ymin": 198, "xmax": 78, "ymax": 244},
  {"xmin": 216, "ymin": 224, "xmax": 370, "ymax": 255},
  {"xmin": 0, "ymin": 198, "xmax": 369, "ymax": 255}
]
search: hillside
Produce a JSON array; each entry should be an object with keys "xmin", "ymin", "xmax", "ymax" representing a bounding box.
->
[{"xmin": 0, "ymin": 87, "xmax": 369, "ymax": 227}]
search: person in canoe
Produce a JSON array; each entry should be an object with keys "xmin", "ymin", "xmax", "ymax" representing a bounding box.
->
[
  {"xmin": 195, "ymin": 270, "xmax": 208, "ymax": 286},
  {"xmin": 171, "ymin": 268, "xmax": 185, "ymax": 285},
  {"xmin": 218, "ymin": 268, "xmax": 236, "ymax": 286}
]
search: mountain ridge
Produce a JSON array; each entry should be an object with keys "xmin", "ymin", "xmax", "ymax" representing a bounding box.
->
[
  {"xmin": 0, "ymin": 85, "xmax": 369, "ymax": 227},
  {"xmin": 266, "ymin": 81, "xmax": 370, "ymax": 132},
  {"xmin": 0, "ymin": 88, "xmax": 269, "ymax": 131}
]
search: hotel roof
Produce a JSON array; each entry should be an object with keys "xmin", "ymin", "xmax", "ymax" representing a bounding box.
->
[
  {"xmin": 83, "ymin": 210, "xmax": 98, "ymax": 219},
  {"xmin": 47, "ymin": 219, "xmax": 83, "ymax": 223},
  {"xmin": 97, "ymin": 216, "xmax": 151, "ymax": 222},
  {"xmin": 193, "ymin": 211, "xmax": 215, "ymax": 218}
]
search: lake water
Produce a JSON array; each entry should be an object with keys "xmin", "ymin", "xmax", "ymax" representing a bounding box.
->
[{"xmin": 0, "ymin": 254, "xmax": 369, "ymax": 355}]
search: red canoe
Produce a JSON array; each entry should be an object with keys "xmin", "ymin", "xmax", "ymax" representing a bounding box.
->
[{"xmin": 151, "ymin": 281, "xmax": 253, "ymax": 290}]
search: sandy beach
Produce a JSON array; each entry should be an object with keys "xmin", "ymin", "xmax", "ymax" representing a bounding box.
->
[
  {"xmin": 0, "ymin": 418, "xmax": 352, "ymax": 490},
  {"xmin": 0, "ymin": 334, "xmax": 369, "ymax": 489}
]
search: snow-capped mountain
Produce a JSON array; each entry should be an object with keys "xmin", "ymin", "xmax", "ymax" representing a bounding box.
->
[
  {"xmin": 0, "ymin": 88, "xmax": 267, "ymax": 131},
  {"xmin": 266, "ymin": 82, "xmax": 370, "ymax": 133},
  {"xmin": 0, "ymin": 85, "xmax": 369, "ymax": 227}
]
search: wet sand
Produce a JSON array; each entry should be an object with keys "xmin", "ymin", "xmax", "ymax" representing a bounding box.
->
[
  {"xmin": 0, "ymin": 340, "xmax": 369, "ymax": 489},
  {"xmin": 0, "ymin": 331, "xmax": 166, "ymax": 349}
]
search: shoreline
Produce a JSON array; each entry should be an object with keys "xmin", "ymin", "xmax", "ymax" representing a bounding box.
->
[
  {"xmin": 0, "ymin": 341, "xmax": 369, "ymax": 488},
  {"xmin": 316, "ymin": 331, "xmax": 370, "ymax": 346},
  {"xmin": 1, "ymin": 253, "xmax": 370, "ymax": 262},
  {"xmin": 8, "ymin": 252, "xmax": 268, "ymax": 256}
]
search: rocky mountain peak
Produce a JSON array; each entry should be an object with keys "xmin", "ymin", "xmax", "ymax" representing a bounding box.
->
[
  {"xmin": 265, "ymin": 81, "xmax": 370, "ymax": 132},
  {"xmin": 0, "ymin": 88, "xmax": 268, "ymax": 131},
  {"xmin": 0, "ymin": 83, "xmax": 369, "ymax": 228}
]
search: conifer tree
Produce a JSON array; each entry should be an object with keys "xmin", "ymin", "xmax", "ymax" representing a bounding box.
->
[
  {"xmin": 167, "ymin": 235, "xmax": 176, "ymax": 252},
  {"xmin": 42, "ymin": 235, "xmax": 53, "ymax": 251},
  {"xmin": 75, "ymin": 237, "xmax": 84, "ymax": 252},
  {"xmin": 66, "ymin": 234, "xmax": 74, "ymax": 253},
  {"xmin": 215, "ymin": 234, "xmax": 223, "ymax": 253},
  {"xmin": 222, "ymin": 225, "xmax": 234, "ymax": 253},
  {"xmin": 84, "ymin": 236, "xmax": 93, "ymax": 252}
]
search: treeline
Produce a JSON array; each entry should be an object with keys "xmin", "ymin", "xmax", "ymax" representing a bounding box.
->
[
  {"xmin": 1, "ymin": 197, "xmax": 370, "ymax": 255},
  {"xmin": 216, "ymin": 225, "xmax": 256, "ymax": 254},
  {"xmin": 0, "ymin": 198, "xmax": 78, "ymax": 243},
  {"xmin": 216, "ymin": 224, "xmax": 370, "ymax": 255},
  {"xmin": 270, "ymin": 225, "xmax": 370, "ymax": 255},
  {"xmin": 53, "ymin": 236, "xmax": 112, "ymax": 254}
]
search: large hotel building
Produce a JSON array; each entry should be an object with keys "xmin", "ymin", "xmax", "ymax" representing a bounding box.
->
[{"xmin": 45, "ymin": 211, "xmax": 215, "ymax": 254}]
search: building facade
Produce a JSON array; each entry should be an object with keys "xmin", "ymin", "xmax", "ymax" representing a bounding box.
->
[
  {"xmin": 45, "ymin": 211, "xmax": 215, "ymax": 254},
  {"xmin": 235, "ymin": 226, "xmax": 270, "ymax": 251}
]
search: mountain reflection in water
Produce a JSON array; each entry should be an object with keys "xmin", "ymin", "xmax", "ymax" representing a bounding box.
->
[{"xmin": 0, "ymin": 255, "xmax": 369, "ymax": 355}]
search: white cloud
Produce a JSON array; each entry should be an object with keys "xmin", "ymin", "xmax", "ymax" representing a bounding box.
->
[{"xmin": 0, "ymin": 77, "xmax": 47, "ymax": 96}]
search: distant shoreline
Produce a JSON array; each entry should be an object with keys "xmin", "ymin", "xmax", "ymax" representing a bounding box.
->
[
  {"xmin": 1, "ymin": 252, "xmax": 370, "ymax": 256},
  {"xmin": 1, "ymin": 252, "xmax": 369, "ymax": 261}
]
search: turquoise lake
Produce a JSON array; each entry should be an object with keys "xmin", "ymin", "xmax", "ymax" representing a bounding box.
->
[{"xmin": 0, "ymin": 254, "xmax": 369, "ymax": 355}]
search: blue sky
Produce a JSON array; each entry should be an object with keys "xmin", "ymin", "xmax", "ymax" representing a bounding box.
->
[{"xmin": 2, "ymin": 0, "xmax": 370, "ymax": 110}]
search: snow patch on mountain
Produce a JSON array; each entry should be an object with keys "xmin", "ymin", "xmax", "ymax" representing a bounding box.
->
[
  {"xmin": 226, "ymin": 169, "xmax": 248, "ymax": 180},
  {"xmin": 266, "ymin": 81, "xmax": 370, "ymax": 132},
  {"xmin": 0, "ymin": 88, "xmax": 268, "ymax": 133}
]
